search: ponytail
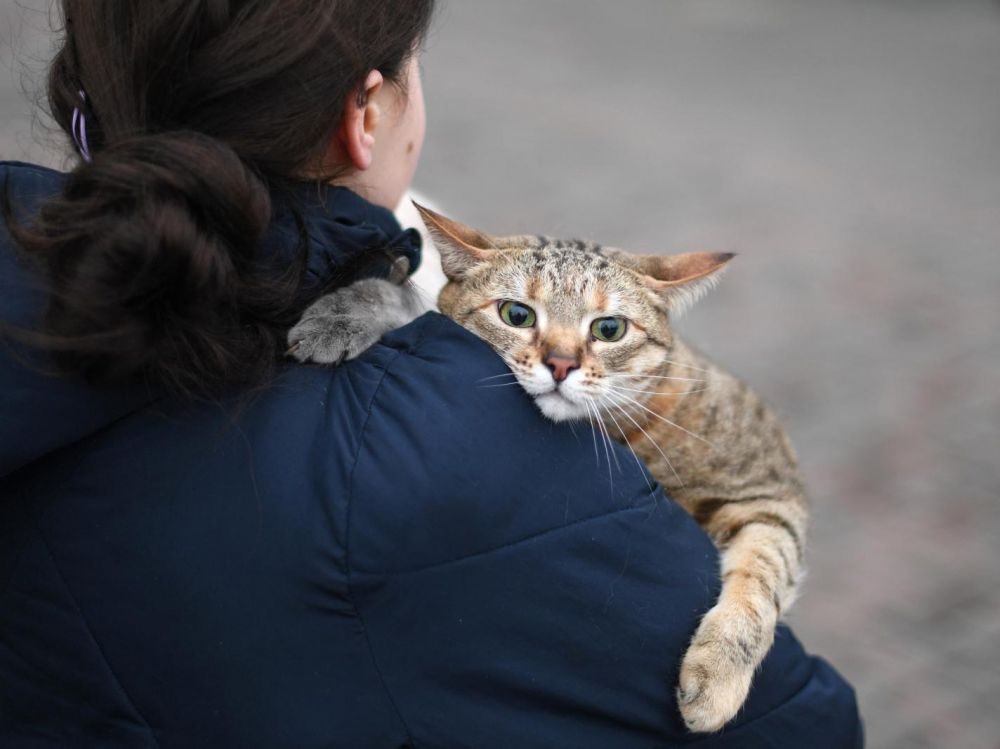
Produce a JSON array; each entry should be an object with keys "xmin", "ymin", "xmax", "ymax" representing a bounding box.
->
[{"xmin": 6, "ymin": 133, "xmax": 303, "ymax": 397}]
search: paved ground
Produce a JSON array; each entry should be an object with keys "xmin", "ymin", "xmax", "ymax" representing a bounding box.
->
[{"xmin": 3, "ymin": 1, "xmax": 999, "ymax": 747}]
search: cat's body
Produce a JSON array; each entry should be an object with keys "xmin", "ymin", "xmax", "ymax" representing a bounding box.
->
[{"xmin": 288, "ymin": 207, "xmax": 808, "ymax": 734}]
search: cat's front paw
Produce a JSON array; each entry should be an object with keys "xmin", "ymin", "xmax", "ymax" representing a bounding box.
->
[
  {"xmin": 287, "ymin": 313, "xmax": 378, "ymax": 365},
  {"xmin": 676, "ymin": 602, "xmax": 771, "ymax": 733},
  {"xmin": 287, "ymin": 279, "xmax": 417, "ymax": 365}
]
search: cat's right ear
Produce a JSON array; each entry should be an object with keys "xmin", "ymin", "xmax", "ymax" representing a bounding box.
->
[
  {"xmin": 607, "ymin": 250, "xmax": 736, "ymax": 315},
  {"xmin": 413, "ymin": 203, "xmax": 497, "ymax": 280}
]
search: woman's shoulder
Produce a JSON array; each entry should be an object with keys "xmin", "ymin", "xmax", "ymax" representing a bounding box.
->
[
  {"xmin": 343, "ymin": 310, "xmax": 716, "ymax": 576},
  {"xmin": 0, "ymin": 160, "xmax": 63, "ymax": 181},
  {"xmin": 0, "ymin": 160, "xmax": 64, "ymax": 215},
  {"xmin": 321, "ymin": 312, "xmax": 863, "ymax": 747}
]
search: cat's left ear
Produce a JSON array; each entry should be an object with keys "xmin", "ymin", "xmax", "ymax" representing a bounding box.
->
[
  {"xmin": 613, "ymin": 251, "xmax": 736, "ymax": 314},
  {"xmin": 413, "ymin": 203, "xmax": 498, "ymax": 280}
]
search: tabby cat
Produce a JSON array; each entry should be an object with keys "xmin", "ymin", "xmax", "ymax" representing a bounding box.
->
[{"xmin": 288, "ymin": 206, "xmax": 808, "ymax": 734}]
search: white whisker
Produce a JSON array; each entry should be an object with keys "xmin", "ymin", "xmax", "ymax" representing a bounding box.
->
[
  {"xmin": 586, "ymin": 398, "xmax": 615, "ymax": 490},
  {"xmin": 608, "ymin": 391, "xmax": 714, "ymax": 448},
  {"xmin": 596, "ymin": 404, "xmax": 622, "ymax": 473},
  {"xmin": 607, "ymin": 374, "xmax": 706, "ymax": 384},
  {"xmin": 600, "ymin": 400, "xmax": 655, "ymax": 495},
  {"xmin": 603, "ymin": 385, "xmax": 713, "ymax": 397},
  {"xmin": 603, "ymin": 393, "xmax": 685, "ymax": 488},
  {"xmin": 584, "ymin": 401, "xmax": 601, "ymax": 468},
  {"xmin": 654, "ymin": 358, "xmax": 715, "ymax": 374},
  {"xmin": 478, "ymin": 372, "xmax": 520, "ymax": 382},
  {"xmin": 566, "ymin": 419, "xmax": 579, "ymax": 440}
]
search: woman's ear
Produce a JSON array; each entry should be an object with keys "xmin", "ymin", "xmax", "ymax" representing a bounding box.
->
[{"xmin": 334, "ymin": 70, "xmax": 385, "ymax": 171}]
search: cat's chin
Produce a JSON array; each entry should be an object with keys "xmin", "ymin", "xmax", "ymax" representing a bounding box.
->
[{"xmin": 534, "ymin": 391, "xmax": 588, "ymax": 422}]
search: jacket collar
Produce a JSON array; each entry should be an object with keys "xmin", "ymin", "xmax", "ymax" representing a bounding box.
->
[{"xmin": 265, "ymin": 181, "xmax": 422, "ymax": 298}]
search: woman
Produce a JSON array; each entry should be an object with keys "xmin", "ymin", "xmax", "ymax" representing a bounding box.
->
[{"xmin": 0, "ymin": 2, "xmax": 862, "ymax": 747}]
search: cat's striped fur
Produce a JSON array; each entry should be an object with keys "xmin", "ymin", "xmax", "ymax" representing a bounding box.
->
[{"xmin": 288, "ymin": 205, "xmax": 808, "ymax": 734}]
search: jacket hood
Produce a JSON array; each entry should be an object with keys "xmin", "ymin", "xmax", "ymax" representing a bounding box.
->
[{"xmin": 0, "ymin": 160, "xmax": 420, "ymax": 480}]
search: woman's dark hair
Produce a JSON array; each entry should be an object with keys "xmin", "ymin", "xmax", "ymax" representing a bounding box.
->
[{"xmin": 4, "ymin": 0, "xmax": 434, "ymax": 398}]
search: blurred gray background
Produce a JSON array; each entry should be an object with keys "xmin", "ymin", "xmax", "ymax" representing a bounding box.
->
[{"xmin": 3, "ymin": 1, "xmax": 999, "ymax": 747}]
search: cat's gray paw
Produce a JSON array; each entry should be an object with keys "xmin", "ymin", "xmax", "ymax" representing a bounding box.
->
[
  {"xmin": 677, "ymin": 602, "xmax": 771, "ymax": 733},
  {"xmin": 287, "ymin": 279, "xmax": 418, "ymax": 365},
  {"xmin": 287, "ymin": 315, "xmax": 381, "ymax": 365}
]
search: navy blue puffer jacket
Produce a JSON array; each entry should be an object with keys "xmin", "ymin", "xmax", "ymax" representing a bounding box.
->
[{"xmin": 0, "ymin": 161, "xmax": 863, "ymax": 748}]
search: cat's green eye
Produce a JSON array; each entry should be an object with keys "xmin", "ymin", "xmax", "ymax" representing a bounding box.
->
[
  {"xmin": 499, "ymin": 300, "xmax": 537, "ymax": 328},
  {"xmin": 591, "ymin": 317, "xmax": 627, "ymax": 342}
]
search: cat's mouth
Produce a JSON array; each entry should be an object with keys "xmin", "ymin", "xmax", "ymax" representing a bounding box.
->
[
  {"xmin": 534, "ymin": 389, "xmax": 588, "ymax": 422},
  {"xmin": 508, "ymin": 363, "xmax": 590, "ymax": 422}
]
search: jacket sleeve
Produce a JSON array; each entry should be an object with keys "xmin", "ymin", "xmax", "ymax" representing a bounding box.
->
[{"xmin": 345, "ymin": 313, "xmax": 863, "ymax": 749}]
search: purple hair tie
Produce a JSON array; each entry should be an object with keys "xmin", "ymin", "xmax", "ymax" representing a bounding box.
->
[{"xmin": 71, "ymin": 90, "xmax": 92, "ymax": 163}]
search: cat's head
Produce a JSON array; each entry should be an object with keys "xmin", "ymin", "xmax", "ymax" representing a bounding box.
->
[{"xmin": 418, "ymin": 205, "xmax": 733, "ymax": 422}]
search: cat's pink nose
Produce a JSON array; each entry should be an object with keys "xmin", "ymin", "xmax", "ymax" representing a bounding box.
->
[{"xmin": 545, "ymin": 355, "xmax": 579, "ymax": 383}]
